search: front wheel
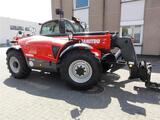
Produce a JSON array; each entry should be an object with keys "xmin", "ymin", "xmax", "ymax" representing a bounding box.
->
[
  {"xmin": 60, "ymin": 51, "xmax": 101, "ymax": 90},
  {"xmin": 7, "ymin": 50, "xmax": 31, "ymax": 79}
]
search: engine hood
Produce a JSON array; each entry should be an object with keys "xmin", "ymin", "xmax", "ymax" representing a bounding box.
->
[{"xmin": 18, "ymin": 35, "xmax": 69, "ymax": 46}]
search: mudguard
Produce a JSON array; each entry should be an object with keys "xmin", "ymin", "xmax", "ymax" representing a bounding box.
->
[
  {"xmin": 59, "ymin": 43, "xmax": 101, "ymax": 60},
  {"xmin": 6, "ymin": 45, "xmax": 22, "ymax": 54}
]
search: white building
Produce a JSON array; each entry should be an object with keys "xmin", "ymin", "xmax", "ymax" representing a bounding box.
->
[
  {"xmin": 0, "ymin": 17, "xmax": 41, "ymax": 45},
  {"xmin": 52, "ymin": 0, "xmax": 160, "ymax": 55}
]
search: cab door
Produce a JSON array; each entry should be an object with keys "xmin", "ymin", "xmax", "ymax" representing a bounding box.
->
[{"xmin": 40, "ymin": 20, "xmax": 61, "ymax": 36}]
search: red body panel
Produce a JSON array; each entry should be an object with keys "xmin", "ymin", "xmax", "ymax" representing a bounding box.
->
[
  {"xmin": 18, "ymin": 33, "xmax": 111, "ymax": 63},
  {"xmin": 19, "ymin": 36, "xmax": 68, "ymax": 63},
  {"xmin": 73, "ymin": 33, "xmax": 111, "ymax": 50}
]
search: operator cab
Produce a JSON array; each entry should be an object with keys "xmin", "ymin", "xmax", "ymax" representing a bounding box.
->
[{"xmin": 40, "ymin": 18, "xmax": 85, "ymax": 37}]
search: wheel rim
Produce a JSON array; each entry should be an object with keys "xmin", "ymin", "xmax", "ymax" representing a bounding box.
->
[
  {"xmin": 69, "ymin": 60, "xmax": 93, "ymax": 83},
  {"xmin": 9, "ymin": 56, "xmax": 20, "ymax": 73}
]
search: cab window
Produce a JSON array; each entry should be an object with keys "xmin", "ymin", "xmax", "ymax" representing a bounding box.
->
[
  {"xmin": 64, "ymin": 21, "xmax": 74, "ymax": 33},
  {"xmin": 64, "ymin": 20, "xmax": 84, "ymax": 33},
  {"xmin": 73, "ymin": 22, "xmax": 84, "ymax": 32},
  {"xmin": 41, "ymin": 21, "xmax": 60, "ymax": 35}
]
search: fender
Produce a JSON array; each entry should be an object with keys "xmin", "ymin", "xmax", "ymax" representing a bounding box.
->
[
  {"xmin": 6, "ymin": 45, "xmax": 22, "ymax": 54},
  {"xmin": 6, "ymin": 45, "xmax": 30, "ymax": 68},
  {"xmin": 59, "ymin": 43, "xmax": 102, "ymax": 60}
]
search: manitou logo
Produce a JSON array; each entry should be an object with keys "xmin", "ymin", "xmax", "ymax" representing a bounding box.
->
[{"xmin": 82, "ymin": 39, "xmax": 100, "ymax": 44}]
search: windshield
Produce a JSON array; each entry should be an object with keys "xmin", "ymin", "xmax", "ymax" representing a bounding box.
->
[{"xmin": 40, "ymin": 21, "xmax": 60, "ymax": 35}]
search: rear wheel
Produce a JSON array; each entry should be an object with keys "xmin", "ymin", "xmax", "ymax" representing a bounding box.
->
[
  {"xmin": 60, "ymin": 51, "xmax": 101, "ymax": 90},
  {"xmin": 7, "ymin": 50, "xmax": 31, "ymax": 79}
]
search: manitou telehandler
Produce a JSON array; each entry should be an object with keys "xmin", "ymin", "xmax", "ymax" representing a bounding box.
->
[{"xmin": 6, "ymin": 9, "xmax": 159, "ymax": 90}]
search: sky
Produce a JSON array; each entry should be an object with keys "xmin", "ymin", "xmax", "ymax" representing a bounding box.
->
[{"xmin": 0, "ymin": 0, "xmax": 52, "ymax": 23}]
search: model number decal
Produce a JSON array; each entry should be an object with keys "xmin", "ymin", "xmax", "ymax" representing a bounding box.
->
[
  {"xmin": 25, "ymin": 54, "xmax": 34, "ymax": 57},
  {"xmin": 82, "ymin": 39, "xmax": 100, "ymax": 44}
]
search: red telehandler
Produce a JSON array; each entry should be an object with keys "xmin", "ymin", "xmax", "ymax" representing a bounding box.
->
[{"xmin": 6, "ymin": 9, "xmax": 159, "ymax": 90}]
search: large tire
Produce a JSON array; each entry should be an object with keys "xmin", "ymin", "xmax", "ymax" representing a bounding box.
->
[
  {"xmin": 60, "ymin": 51, "xmax": 101, "ymax": 90},
  {"xmin": 6, "ymin": 50, "xmax": 31, "ymax": 79}
]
